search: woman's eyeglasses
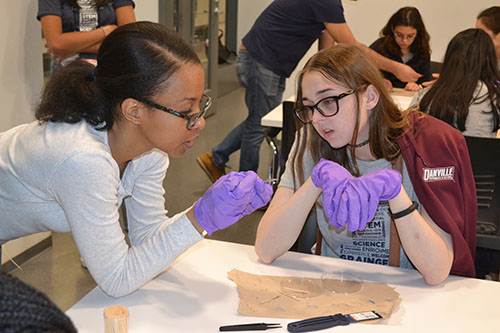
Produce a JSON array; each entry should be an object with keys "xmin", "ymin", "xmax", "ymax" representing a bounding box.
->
[
  {"xmin": 139, "ymin": 94, "xmax": 212, "ymax": 129},
  {"xmin": 295, "ymin": 90, "xmax": 355, "ymax": 123}
]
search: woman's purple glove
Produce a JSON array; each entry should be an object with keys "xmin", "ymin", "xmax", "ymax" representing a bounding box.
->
[
  {"xmin": 194, "ymin": 171, "xmax": 273, "ymax": 235},
  {"xmin": 311, "ymin": 159, "xmax": 353, "ymax": 219},
  {"xmin": 332, "ymin": 169, "xmax": 402, "ymax": 232}
]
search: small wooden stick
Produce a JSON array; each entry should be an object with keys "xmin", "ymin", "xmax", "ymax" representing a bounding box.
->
[
  {"xmin": 278, "ymin": 290, "xmax": 301, "ymax": 301},
  {"xmin": 281, "ymin": 286, "xmax": 311, "ymax": 294},
  {"xmin": 259, "ymin": 295, "xmax": 281, "ymax": 304}
]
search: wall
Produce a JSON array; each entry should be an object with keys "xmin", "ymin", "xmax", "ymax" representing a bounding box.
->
[
  {"xmin": 0, "ymin": 0, "xmax": 43, "ymax": 132},
  {"xmin": 0, "ymin": 1, "xmax": 51, "ymax": 265},
  {"xmin": 134, "ymin": 1, "xmax": 159, "ymax": 22}
]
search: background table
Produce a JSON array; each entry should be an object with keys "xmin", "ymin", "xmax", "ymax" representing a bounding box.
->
[{"xmin": 66, "ymin": 239, "xmax": 500, "ymax": 332}]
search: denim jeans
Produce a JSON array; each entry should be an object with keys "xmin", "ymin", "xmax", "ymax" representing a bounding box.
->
[{"xmin": 212, "ymin": 47, "xmax": 285, "ymax": 171}]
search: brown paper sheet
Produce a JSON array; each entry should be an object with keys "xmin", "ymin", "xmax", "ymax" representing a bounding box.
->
[{"xmin": 228, "ymin": 269, "xmax": 401, "ymax": 320}]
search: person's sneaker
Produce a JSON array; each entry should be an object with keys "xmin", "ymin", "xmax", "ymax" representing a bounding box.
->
[{"xmin": 196, "ymin": 152, "xmax": 226, "ymax": 183}]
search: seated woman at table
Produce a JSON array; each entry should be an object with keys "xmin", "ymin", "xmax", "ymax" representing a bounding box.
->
[
  {"xmin": 0, "ymin": 22, "xmax": 272, "ymax": 297},
  {"xmin": 369, "ymin": 7, "xmax": 433, "ymax": 91},
  {"xmin": 410, "ymin": 28, "xmax": 500, "ymax": 138},
  {"xmin": 255, "ymin": 44, "xmax": 477, "ymax": 285}
]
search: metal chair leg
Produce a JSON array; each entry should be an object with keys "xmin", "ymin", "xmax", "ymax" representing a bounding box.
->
[{"xmin": 266, "ymin": 135, "xmax": 279, "ymax": 191}]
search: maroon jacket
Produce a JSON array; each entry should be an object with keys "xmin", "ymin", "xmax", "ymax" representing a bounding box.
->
[{"xmin": 397, "ymin": 112, "xmax": 477, "ymax": 277}]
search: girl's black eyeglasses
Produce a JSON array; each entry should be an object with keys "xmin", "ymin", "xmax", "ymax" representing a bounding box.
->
[{"xmin": 295, "ymin": 90, "xmax": 355, "ymax": 123}]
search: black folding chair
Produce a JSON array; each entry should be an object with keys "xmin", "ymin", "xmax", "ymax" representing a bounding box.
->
[
  {"xmin": 265, "ymin": 101, "xmax": 297, "ymax": 190},
  {"xmin": 264, "ymin": 101, "xmax": 318, "ymax": 253},
  {"xmin": 465, "ymin": 136, "xmax": 500, "ymax": 251}
]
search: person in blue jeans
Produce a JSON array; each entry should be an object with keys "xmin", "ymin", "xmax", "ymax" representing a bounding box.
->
[
  {"xmin": 197, "ymin": 0, "xmax": 422, "ymax": 183},
  {"xmin": 210, "ymin": 47, "xmax": 285, "ymax": 173}
]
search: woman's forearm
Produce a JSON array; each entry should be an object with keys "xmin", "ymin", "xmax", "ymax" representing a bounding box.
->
[
  {"xmin": 41, "ymin": 16, "xmax": 116, "ymax": 56},
  {"xmin": 355, "ymin": 41, "xmax": 422, "ymax": 83},
  {"xmin": 389, "ymin": 188, "xmax": 454, "ymax": 285}
]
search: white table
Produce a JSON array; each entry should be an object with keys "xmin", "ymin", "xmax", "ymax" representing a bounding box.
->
[
  {"xmin": 66, "ymin": 239, "xmax": 500, "ymax": 332},
  {"xmin": 262, "ymin": 89, "xmax": 416, "ymax": 128}
]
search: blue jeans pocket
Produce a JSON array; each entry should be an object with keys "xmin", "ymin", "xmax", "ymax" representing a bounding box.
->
[{"xmin": 257, "ymin": 64, "xmax": 285, "ymax": 97}]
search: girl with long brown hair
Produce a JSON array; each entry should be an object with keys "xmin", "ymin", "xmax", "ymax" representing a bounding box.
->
[
  {"xmin": 412, "ymin": 29, "xmax": 500, "ymax": 138},
  {"xmin": 255, "ymin": 44, "xmax": 477, "ymax": 285}
]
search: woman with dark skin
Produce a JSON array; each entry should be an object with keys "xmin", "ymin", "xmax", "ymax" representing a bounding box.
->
[{"xmin": 0, "ymin": 22, "xmax": 272, "ymax": 297}]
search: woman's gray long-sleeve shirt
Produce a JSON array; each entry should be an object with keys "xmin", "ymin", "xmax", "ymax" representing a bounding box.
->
[{"xmin": 0, "ymin": 120, "xmax": 202, "ymax": 297}]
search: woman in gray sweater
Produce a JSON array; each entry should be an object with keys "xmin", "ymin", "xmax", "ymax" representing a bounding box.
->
[{"xmin": 0, "ymin": 22, "xmax": 272, "ymax": 297}]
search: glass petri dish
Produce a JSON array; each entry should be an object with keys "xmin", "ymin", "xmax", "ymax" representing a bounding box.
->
[
  {"xmin": 321, "ymin": 271, "xmax": 362, "ymax": 294},
  {"xmin": 279, "ymin": 277, "xmax": 321, "ymax": 299}
]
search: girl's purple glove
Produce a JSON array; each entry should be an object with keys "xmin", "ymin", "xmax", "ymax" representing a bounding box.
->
[
  {"xmin": 311, "ymin": 159, "xmax": 402, "ymax": 232},
  {"xmin": 311, "ymin": 159, "xmax": 353, "ymax": 219},
  {"xmin": 332, "ymin": 169, "xmax": 402, "ymax": 232},
  {"xmin": 194, "ymin": 171, "xmax": 273, "ymax": 235}
]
